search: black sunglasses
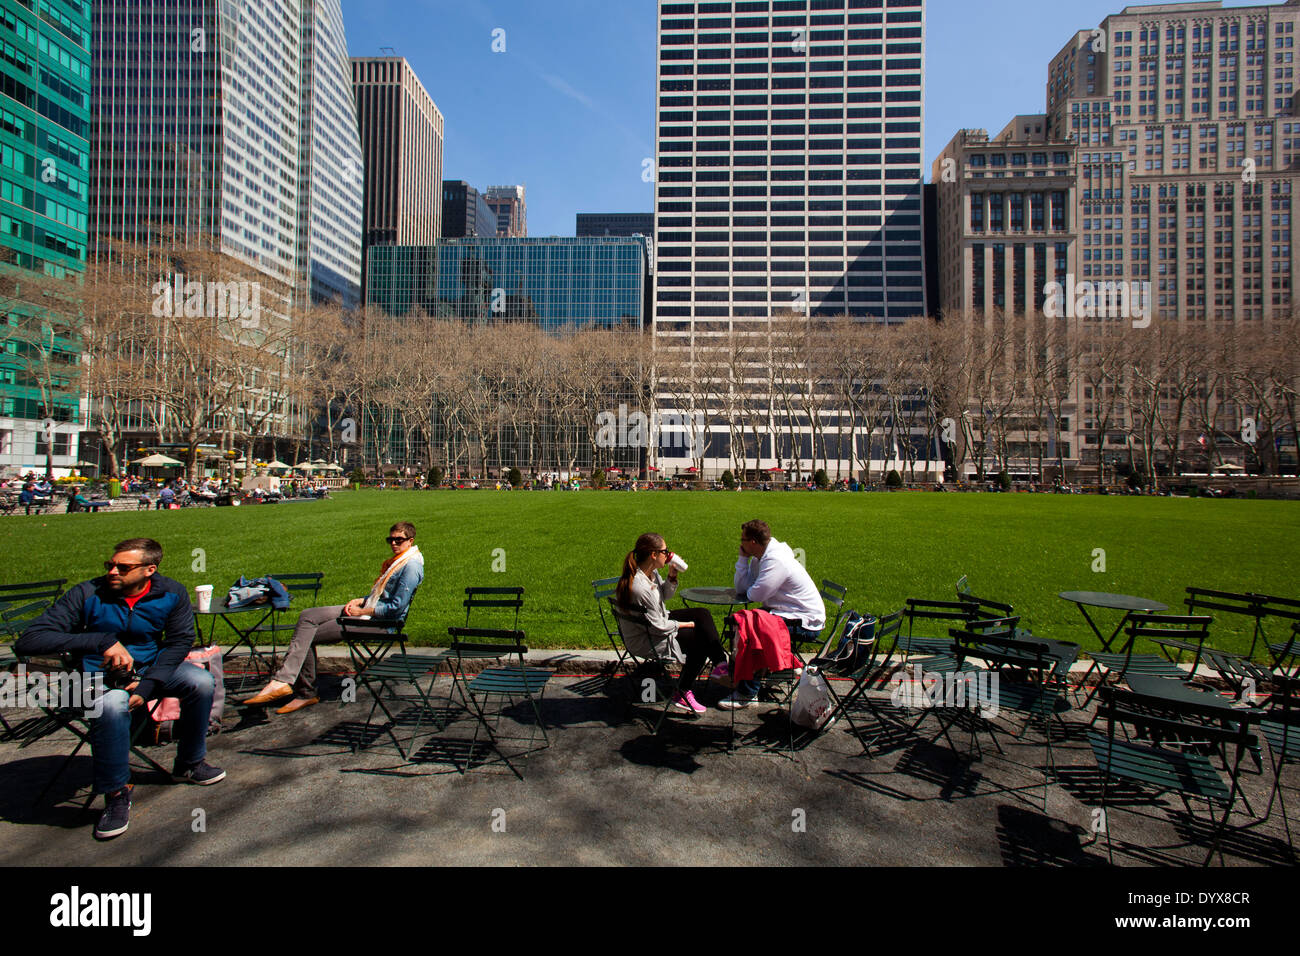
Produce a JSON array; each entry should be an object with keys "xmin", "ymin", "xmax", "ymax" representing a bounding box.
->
[
  {"xmin": 104, "ymin": 561, "xmax": 149, "ymax": 573},
  {"xmin": 386, "ymin": 536, "xmax": 410, "ymax": 545}
]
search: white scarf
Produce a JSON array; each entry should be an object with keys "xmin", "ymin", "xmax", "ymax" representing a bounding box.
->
[{"xmin": 362, "ymin": 544, "xmax": 422, "ymax": 614}]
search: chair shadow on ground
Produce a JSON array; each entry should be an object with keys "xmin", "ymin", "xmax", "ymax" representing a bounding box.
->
[
  {"xmin": 995, "ymin": 805, "xmax": 1106, "ymax": 866},
  {"xmin": 618, "ymin": 715, "xmax": 735, "ymax": 774},
  {"xmin": 0, "ymin": 752, "xmax": 168, "ymax": 827}
]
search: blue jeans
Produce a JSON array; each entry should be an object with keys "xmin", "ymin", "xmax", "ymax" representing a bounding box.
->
[
  {"xmin": 89, "ymin": 662, "xmax": 215, "ymax": 795},
  {"xmin": 737, "ymin": 618, "xmax": 821, "ymax": 698}
]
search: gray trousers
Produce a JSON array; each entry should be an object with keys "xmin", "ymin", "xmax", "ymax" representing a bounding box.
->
[{"xmin": 274, "ymin": 605, "xmax": 347, "ymax": 698}]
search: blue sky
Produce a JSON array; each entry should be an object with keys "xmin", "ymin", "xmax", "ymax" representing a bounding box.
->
[{"xmin": 340, "ymin": 0, "xmax": 1268, "ymax": 236}]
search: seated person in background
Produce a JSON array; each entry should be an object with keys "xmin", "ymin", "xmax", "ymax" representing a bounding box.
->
[
  {"xmin": 66, "ymin": 486, "xmax": 90, "ymax": 513},
  {"xmin": 19, "ymin": 481, "xmax": 37, "ymax": 514},
  {"xmin": 241, "ymin": 521, "xmax": 424, "ymax": 714},
  {"xmin": 16, "ymin": 537, "xmax": 224, "ymax": 840},
  {"xmin": 721, "ymin": 519, "xmax": 826, "ymax": 709},
  {"xmin": 155, "ymin": 484, "xmax": 175, "ymax": 509},
  {"xmin": 615, "ymin": 533, "xmax": 727, "ymax": 714}
]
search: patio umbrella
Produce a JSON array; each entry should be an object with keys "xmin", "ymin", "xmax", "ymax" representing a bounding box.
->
[
  {"xmin": 265, "ymin": 460, "xmax": 292, "ymax": 471},
  {"xmin": 606, "ymin": 468, "xmax": 622, "ymax": 475},
  {"xmin": 293, "ymin": 462, "xmax": 316, "ymax": 472},
  {"xmin": 132, "ymin": 454, "xmax": 184, "ymax": 467},
  {"xmin": 318, "ymin": 463, "xmax": 343, "ymax": 472}
]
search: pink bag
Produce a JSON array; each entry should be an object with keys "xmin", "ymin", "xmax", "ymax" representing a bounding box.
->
[{"xmin": 151, "ymin": 645, "xmax": 224, "ymax": 736}]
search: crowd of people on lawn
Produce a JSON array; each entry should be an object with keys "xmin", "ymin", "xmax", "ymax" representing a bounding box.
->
[
  {"xmin": 2, "ymin": 473, "xmax": 334, "ymax": 514},
  {"xmin": 12, "ymin": 515, "xmax": 819, "ymax": 841}
]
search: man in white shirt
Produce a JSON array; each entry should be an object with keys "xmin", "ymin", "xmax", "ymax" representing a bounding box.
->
[{"xmin": 723, "ymin": 519, "xmax": 826, "ymax": 708}]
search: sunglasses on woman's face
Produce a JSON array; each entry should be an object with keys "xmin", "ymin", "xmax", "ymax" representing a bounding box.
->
[{"xmin": 386, "ymin": 536, "xmax": 409, "ymax": 545}]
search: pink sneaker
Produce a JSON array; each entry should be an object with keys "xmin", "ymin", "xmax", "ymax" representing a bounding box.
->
[
  {"xmin": 710, "ymin": 662, "xmax": 731, "ymax": 680},
  {"xmin": 672, "ymin": 690, "xmax": 707, "ymax": 715}
]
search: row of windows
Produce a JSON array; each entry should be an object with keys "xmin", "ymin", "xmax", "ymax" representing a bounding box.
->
[
  {"xmin": 661, "ymin": 78, "xmax": 920, "ymax": 93},
  {"xmin": 661, "ymin": 55, "xmax": 918, "ymax": 69}
]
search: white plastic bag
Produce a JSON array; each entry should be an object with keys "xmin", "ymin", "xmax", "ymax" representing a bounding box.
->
[{"xmin": 790, "ymin": 666, "xmax": 832, "ymax": 730}]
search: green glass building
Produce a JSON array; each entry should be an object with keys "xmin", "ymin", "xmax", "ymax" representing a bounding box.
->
[{"xmin": 0, "ymin": 0, "xmax": 90, "ymax": 473}]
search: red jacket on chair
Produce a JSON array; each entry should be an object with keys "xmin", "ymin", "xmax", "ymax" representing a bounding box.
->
[{"xmin": 729, "ymin": 609, "xmax": 798, "ymax": 681}]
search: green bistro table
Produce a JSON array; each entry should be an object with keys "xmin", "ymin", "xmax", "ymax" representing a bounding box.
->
[
  {"xmin": 1127, "ymin": 673, "xmax": 1252, "ymax": 712},
  {"xmin": 1059, "ymin": 591, "xmax": 1170, "ymax": 653},
  {"xmin": 1062, "ymin": 591, "xmax": 1170, "ymax": 698},
  {"xmin": 678, "ymin": 586, "xmax": 753, "ymax": 614},
  {"xmin": 192, "ymin": 603, "xmax": 277, "ymax": 692},
  {"xmin": 678, "ymin": 586, "xmax": 756, "ymax": 656}
]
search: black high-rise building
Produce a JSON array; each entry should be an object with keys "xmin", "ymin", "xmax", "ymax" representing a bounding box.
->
[
  {"xmin": 576, "ymin": 213, "xmax": 654, "ymax": 238},
  {"xmin": 442, "ymin": 181, "xmax": 496, "ymax": 238}
]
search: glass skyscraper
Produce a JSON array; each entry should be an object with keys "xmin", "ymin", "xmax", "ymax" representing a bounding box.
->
[
  {"xmin": 299, "ymin": 0, "xmax": 364, "ymax": 307},
  {"xmin": 367, "ymin": 237, "xmax": 651, "ymax": 331},
  {"xmin": 0, "ymin": 0, "xmax": 90, "ymax": 473}
]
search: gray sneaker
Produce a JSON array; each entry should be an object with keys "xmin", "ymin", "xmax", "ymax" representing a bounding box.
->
[
  {"xmin": 94, "ymin": 785, "xmax": 132, "ymax": 840},
  {"xmin": 718, "ymin": 692, "xmax": 757, "ymax": 710},
  {"xmin": 172, "ymin": 759, "xmax": 227, "ymax": 785}
]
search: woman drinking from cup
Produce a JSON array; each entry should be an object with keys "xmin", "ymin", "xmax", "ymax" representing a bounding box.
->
[{"xmin": 614, "ymin": 533, "xmax": 726, "ymax": 714}]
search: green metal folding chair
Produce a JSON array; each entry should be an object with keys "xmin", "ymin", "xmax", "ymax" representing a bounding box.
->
[
  {"xmin": 608, "ymin": 601, "xmax": 693, "ymax": 735},
  {"xmin": 1088, "ymin": 685, "xmax": 1258, "ymax": 866},
  {"xmin": 797, "ymin": 609, "xmax": 896, "ymax": 755},
  {"xmin": 891, "ymin": 597, "xmax": 978, "ymax": 662},
  {"xmin": 1269, "ymin": 619, "xmax": 1300, "ymax": 679},
  {"xmin": 2, "ymin": 579, "xmax": 68, "ymax": 741},
  {"xmin": 249, "ymin": 572, "xmax": 324, "ymax": 669},
  {"xmin": 592, "ymin": 577, "xmax": 633, "ymax": 687},
  {"xmin": 463, "ymin": 586, "xmax": 524, "ymax": 628},
  {"xmin": 946, "ymin": 622, "xmax": 1076, "ymax": 808},
  {"xmin": 443, "ymin": 626, "xmax": 554, "ymax": 779},
  {"xmin": 1083, "ymin": 613, "xmax": 1212, "ymax": 707},
  {"xmin": 0, "ymin": 579, "xmax": 68, "ymax": 641},
  {"xmin": 340, "ymin": 615, "xmax": 437, "ymax": 759},
  {"xmin": 1259, "ymin": 678, "xmax": 1300, "ymax": 849},
  {"xmin": 14, "ymin": 651, "xmax": 170, "ymax": 812},
  {"xmin": 818, "ymin": 580, "xmax": 848, "ymax": 646}
]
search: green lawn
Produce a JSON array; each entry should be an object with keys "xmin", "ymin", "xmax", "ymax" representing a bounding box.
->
[{"xmin": 2, "ymin": 489, "xmax": 1297, "ymax": 656}]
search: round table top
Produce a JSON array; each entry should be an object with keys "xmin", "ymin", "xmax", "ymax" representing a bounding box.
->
[
  {"xmin": 1058, "ymin": 591, "xmax": 1169, "ymax": 612},
  {"xmin": 1127, "ymin": 674, "xmax": 1259, "ymax": 713},
  {"xmin": 191, "ymin": 602, "xmax": 270, "ymax": 616},
  {"xmin": 679, "ymin": 586, "xmax": 750, "ymax": 606}
]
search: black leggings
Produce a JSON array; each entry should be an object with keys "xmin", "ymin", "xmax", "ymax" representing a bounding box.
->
[{"xmin": 669, "ymin": 607, "xmax": 727, "ymax": 693}]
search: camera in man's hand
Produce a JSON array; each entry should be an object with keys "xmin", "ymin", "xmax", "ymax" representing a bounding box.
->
[{"xmin": 104, "ymin": 667, "xmax": 139, "ymax": 690}]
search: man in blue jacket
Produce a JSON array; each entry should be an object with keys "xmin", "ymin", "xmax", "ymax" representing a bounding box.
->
[{"xmin": 17, "ymin": 537, "xmax": 225, "ymax": 840}]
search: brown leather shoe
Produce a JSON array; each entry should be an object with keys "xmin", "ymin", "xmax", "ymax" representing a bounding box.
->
[
  {"xmin": 241, "ymin": 683, "xmax": 292, "ymax": 707},
  {"xmin": 275, "ymin": 696, "xmax": 319, "ymax": 715}
]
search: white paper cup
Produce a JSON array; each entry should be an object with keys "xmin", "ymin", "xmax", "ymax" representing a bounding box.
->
[
  {"xmin": 195, "ymin": 585, "xmax": 214, "ymax": 613},
  {"xmin": 667, "ymin": 552, "xmax": 689, "ymax": 572}
]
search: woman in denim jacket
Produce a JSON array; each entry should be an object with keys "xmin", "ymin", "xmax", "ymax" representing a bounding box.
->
[{"xmin": 241, "ymin": 521, "xmax": 424, "ymax": 714}]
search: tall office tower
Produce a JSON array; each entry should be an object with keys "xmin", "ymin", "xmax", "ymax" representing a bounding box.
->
[
  {"xmin": 442, "ymin": 180, "xmax": 497, "ymax": 238},
  {"xmin": 351, "ymin": 56, "xmax": 444, "ymax": 290},
  {"xmin": 1045, "ymin": 0, "xmax": 1298, "ymax": 323},
  {"xmin": 931, "ymin": 0, "xmax": 1300, "ymax": 480},
  {"xmin": 91, "ymin": 1, "xmax": 304, "ymax": 296},
  {"xmin": 932, "ymin": 119, "xmax": 1079, "ymax": 318},
  {"xmin": 576, "ymin": 213, "xmax": 655, "ymax": 237},
  {"xmin": 485, "ymin": 185, "xmax": 528, "ymax": 237},
  {"xmin": 299, "ymin": 0, "xmax": 364, "ymax": 307},
  {"xmin": 654, "ymin": 0, "xmax": 926, "ymax": 475},
  {"xmin": 0, "ymin": 0, "xmax": 91, "ymax": 475}
]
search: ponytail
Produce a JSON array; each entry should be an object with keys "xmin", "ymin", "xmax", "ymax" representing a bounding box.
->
[
  {"xmin": 614, "ymin": 551, "xmax": 640, "ymax": 608},
  {"xmin": 614, "ymin": 532, "xmax": 666, "ymax": 608}
]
